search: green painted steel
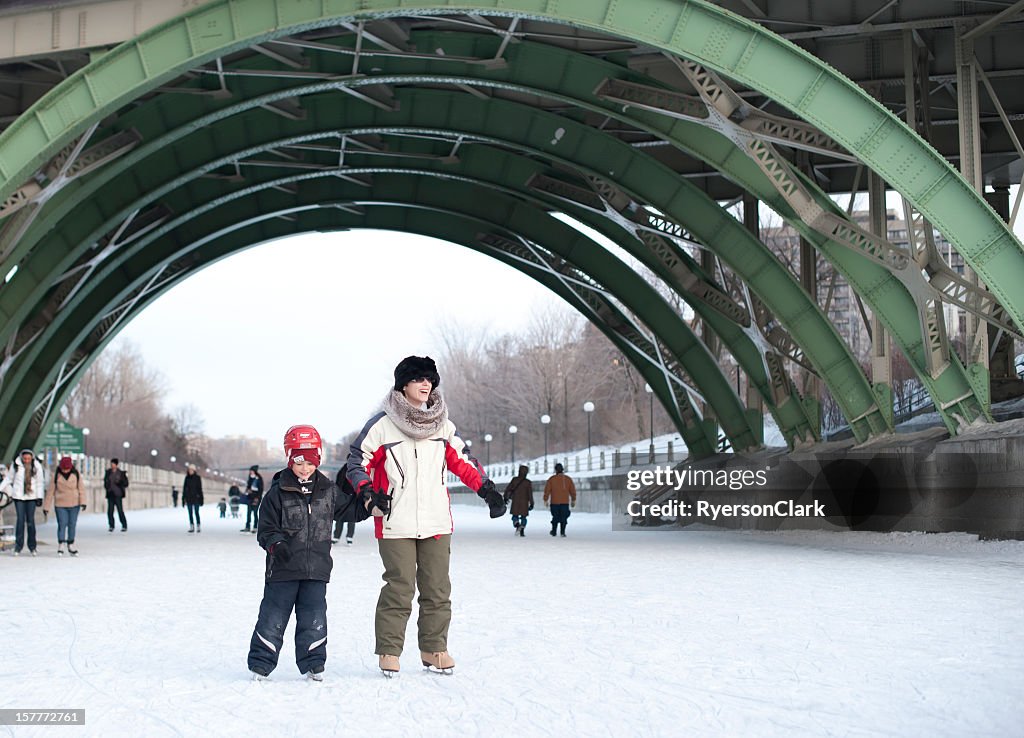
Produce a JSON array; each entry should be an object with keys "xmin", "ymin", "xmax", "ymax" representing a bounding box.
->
[
  {"xmin": 2, "ymin": 84, "xmax": 882, "ymax": 443},
  {"xmin": 8, "ymin": 175, "xmax": 761, "ymax": 454},
  {"xmin": 2, "ymin": 197, "xmax": 722, "ymax": 460},
  {"xmin": 11, "ymin": 0, "xmax": 1014, "ymax": 449},
  {"xmin": 0, "ymin": 0, "xmax": 1020, "ymax": 340}
]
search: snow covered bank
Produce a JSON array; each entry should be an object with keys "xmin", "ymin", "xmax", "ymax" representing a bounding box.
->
[{"xmin": 1, "ymin": 506, "xmax": 1022, "ymax": 736}]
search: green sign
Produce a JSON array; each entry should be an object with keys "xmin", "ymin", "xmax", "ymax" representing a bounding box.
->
[{"xmin": 41, "ymin": 421, "xmax": 85, "ymax": 453}]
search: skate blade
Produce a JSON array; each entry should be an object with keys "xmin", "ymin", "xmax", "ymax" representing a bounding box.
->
[
  {"xmin": 250, "ymin": 673, "xmax": 270, "ymax": 682},
  {"xmin": 380, "ymin": 669, "xmax": 399, "ymax": 679},
  {"xmin": 305, "ymin": 673, "xmax": 324, "ymax": 683},
  {"xmin": 422, "ymin": 663, "xmax": 454, "ymax": 675}
]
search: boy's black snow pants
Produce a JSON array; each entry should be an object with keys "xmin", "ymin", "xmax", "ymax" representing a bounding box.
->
[{"xmin": 247, "ymin": 579, "xmax": 328, "ymax": 675}]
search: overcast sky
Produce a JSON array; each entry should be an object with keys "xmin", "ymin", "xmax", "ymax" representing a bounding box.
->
[{"xmin": 116, "ymin": 230, "xmax": 561, "ymax": 447}]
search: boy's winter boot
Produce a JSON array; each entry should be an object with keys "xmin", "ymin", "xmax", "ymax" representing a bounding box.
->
[
  {"xmin": 421, "ymin": 650, "xmax": 455, "ymax": 675},
  {"xmin": 378, "ymin": 654, "xmax": 400, "ymax": 678},
  {"xmin": 550, "ymin": 523, "xmax": 557, "ymax": 536}
]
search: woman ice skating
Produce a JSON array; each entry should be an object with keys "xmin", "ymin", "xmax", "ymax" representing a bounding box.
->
[
  {"xmin": 43, "ymin": 456, "xmax": 86, "ymax": 555},
  {"xmin": 247, "ymin": 425, "xmax": 366, "ymax": 682},
  {"xmin": 503, "ymin": 464, "xmax": 534, "ymax": 537},
  {"xmin": 0, "ymin": 449, "xmax": 46, "ymax": 555},
  {"xmin": 347, "ymin": 355, "xmax": 507, "ymax": 677},
  {"xmin": 183, "ymin": 464, "xmax": 204, "ymax": 533}
]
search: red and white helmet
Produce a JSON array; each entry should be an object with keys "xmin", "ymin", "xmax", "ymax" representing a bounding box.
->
[{"xmin": 283, "ymin": 424, "xmax": 322, "ymax": 460}]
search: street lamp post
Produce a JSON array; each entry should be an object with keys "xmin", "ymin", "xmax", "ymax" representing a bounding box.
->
[
  {"xmin": 484, "ymin": 433, "xmax": 493, "ymax": 467},
  {"xmin": 81, "ymin": 427, "xmax": 90, "ymax": 474},
  {"xmin": 150, "ymin": 448, "xmax": 158, "ymax": 467},
  {"xmin": 540, "ymin": 414, "xmax": 551, "ymax": 472},
  {"xmin": 645, "ymin": 383, "xmax": 654, "ymax": 463},
  {"xmin": 583, "ymin": 401, "xmax": 595, "ymax": 470},
  {"xmin": 508, "ymin": 425, "xmax": 518, "ymax": 464},
  {"xmin": 122, "ymin": 440, "xmax": 130, "ymax": 465},
  {"xmin": 170, "ymin": 456, "xmax": 177, "ymax": 464}
]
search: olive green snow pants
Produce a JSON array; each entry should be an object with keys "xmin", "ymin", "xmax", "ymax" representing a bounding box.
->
[{"xmin": 375, "ymin": 535, "xmax": 452, "ymax": 655}]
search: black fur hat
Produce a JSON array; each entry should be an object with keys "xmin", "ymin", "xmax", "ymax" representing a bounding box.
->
[{"xmin": 393, "ymin": 355, "xmax": 441, "ymax": 391}]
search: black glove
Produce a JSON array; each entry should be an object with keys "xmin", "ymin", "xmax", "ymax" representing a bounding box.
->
[
  {"xmin": 477, "ymin": 480, "xmax": 506, "ymax": 518},
  {"xmin": 35, "ymin": 498, "xmax": 43, "ymax": 507},
  {"xmin": 360, "ymin": 485, "xmax": 391, "ymax": 515},
  {"xmin": 43, "ymin": 510, "xmax": 48, "ymax": 522},
  {"xmin": 528, "ymin": 501, "xmax": 534, "ymax": 511},
  {"xmin": 269, "ymin": 540, "xmax": 292, "ymax": 564}
]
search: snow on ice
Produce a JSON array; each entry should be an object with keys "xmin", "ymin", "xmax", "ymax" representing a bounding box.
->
[{"xmin": 1, "ymin": 504, "xmax": 1023, "ymax": 737}]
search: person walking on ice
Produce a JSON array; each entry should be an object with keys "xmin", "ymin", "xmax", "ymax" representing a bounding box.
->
[
  {"xmin": 248, "ymin": 425, "xmax": 366, "ymax": 682},
  {"xmin": 182, "ymin": 464, "xmax": 204, "ymax": 533},
  {"xmin": 543, "ymin": 463, "xmax": 577, "ymax": 537},
  {"xmin": 43, "ymin": 455, "xmax": 86, "ymax": 556},
  {"xmin": 347, "ymin": 355, "xmax": 507, "ymax": 678},
  {"xmin": 504, "ymin": 464, "xmax": 534, "ymax": 537},
  {"xmin": 0, "ymin": 449, "xmax": 45, "ymax": 555}
]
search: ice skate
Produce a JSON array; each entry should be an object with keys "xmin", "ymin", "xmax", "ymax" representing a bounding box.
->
[
  {"xmin": 196, "ymin": 525, "xmax": 201, "ymax": 533},
  {"xmin": 30, "ymin": 549, "xmax": 37, "ymax": 556},
  {"xmin": 57, "ymin": 542, "xmax": 65, "ymax": 556},
  {"xmin": 346, "ymin": 538, "xmax": 353, "ymax": 546},
  {"xmin": 67, "ymin": 544, "xmax": 78, "ymax": 556},
  {"xmin": 331, "ymin": 537, "xmax": 339, "ymax": 544},
  {"xmin": 421, "ymin": 650, "xmax": 455, "ymax": 675},
  {"xmin": 305, "ymin": 666, "xmax": 325, "ymax": 682},
  {"xmin": 378, "ymin": 654, "xmax": 400, "ymax": 678},
  {"xmin": 250, "ymin": 667, "xmax": 270, "ymax": 682},
  {"xmin": 12, "ymin": 549, "xmax": 20, "ymax": 556},
  {"xmin": 188, "ymin": 525, "xmax": 194, "ymax": 533}
]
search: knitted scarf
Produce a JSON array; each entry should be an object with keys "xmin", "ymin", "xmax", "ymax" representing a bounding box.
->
[{"xmin": 383, "ymin": 388, "xmax": 448, "ymax": 440}]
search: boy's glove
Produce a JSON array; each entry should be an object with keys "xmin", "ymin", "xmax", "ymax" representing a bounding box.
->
[
  {"xmin": 80, "ymin": 505, "xmax": 87, "ymax": 511},
  {"xmin": 269, "ymin": 540, "xmax": 291, "ymax": 564},
  {"xmin": 477, "ymin": 480, "xmax": 506, "ymax": 518}
]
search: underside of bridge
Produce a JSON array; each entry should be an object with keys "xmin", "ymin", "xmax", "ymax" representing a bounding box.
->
[{"xmin": 0, "ymin": 0, "xmax": 1022, "ymax": 461}]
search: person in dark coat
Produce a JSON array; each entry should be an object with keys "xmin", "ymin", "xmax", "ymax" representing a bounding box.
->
[
  {"xmin": 242, "ymin": 465, "xmax": 264, "ymax": 533},
  {"xmin": 182, "ymin": 464, "xmax": 204, "ymax": 533},
  {"xmin": 247, "ymin": 429, "xmax": 367, "ymax": 681},
  {"xmin": 503, "ymin": 464, "xmax": 534, "ymax": 537},
  {"xmin": 332, "ymin": 468, "xmax": 358, "ymax": 545},
  {"xmin": 103, "ymin": 458, "xmax": 129, "ymax": 532}
]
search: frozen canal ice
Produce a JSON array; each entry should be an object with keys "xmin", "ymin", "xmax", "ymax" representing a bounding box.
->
[{"xmin": 1, "ymin": 504, "xmax": 1022, "ymax": 737}]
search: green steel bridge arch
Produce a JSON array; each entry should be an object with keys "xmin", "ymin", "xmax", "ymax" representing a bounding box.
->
[
  {"xmin": 0, "ymin": 87, "xmax": 880, "ymax": 455},
  {"xmin": 1, "ymin": 0, "xmax": 1022, "ymax": 457}
]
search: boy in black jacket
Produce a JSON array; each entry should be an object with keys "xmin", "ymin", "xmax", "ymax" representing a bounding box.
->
[{"xmin": 247, "ymin": 426, "xmax": 365, "ymax": 681}]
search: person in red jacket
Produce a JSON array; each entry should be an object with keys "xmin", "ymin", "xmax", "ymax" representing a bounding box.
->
[{"xmin": 347, "ymin": 355, "xmax": 506, "ymax": 678}]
